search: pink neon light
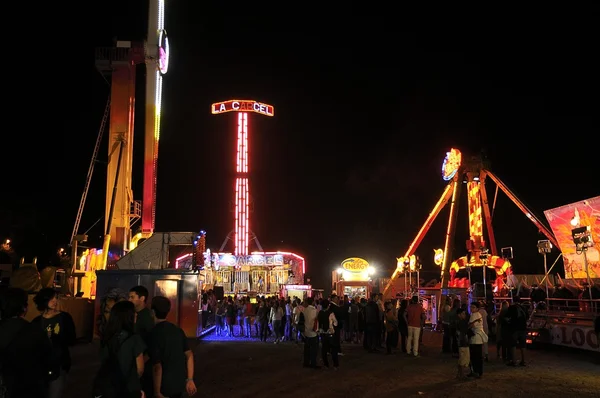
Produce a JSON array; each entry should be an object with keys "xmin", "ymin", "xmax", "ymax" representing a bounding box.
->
[
  {"xmin": 234, "ymin": 112, "xmax": 249, "ymax": 256},
  {"xmin": 175, "ymin": 253, "xmax": 192, "ymax": 269},
  {"xmin": 251, "ymin": 251, "xmax": 306, "ymax": 275}
]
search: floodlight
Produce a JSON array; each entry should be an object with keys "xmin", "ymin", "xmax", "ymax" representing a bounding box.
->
[
  {"xmin": 537, "ymin": 240, "xmax": 552, "ymax": 254},
  {"xmin": 501, "ymin": 247, "xmax": 513, "ymax": 260},
  {"xmin": 572, "ymin": 226, "xmax": 594, "ymax": 249}
]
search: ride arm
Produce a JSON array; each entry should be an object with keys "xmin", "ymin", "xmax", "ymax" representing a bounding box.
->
[
  {"xmin": 484, "ymin": 170, "xmax": 559, "ymax": 249},
  {"xmin": 384, "ymin": 182, "xmax": 454, "ymax": 295}
]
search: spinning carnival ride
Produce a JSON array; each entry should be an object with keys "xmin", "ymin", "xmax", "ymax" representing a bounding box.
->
[{"xmin": 383, "ymin": 148, "xmax": 559, "ymax": 298}]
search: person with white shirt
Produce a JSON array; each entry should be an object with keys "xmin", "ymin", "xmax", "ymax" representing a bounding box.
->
[
  {"xmin": 301, "ymin": 297, "xmax": 319, "ymax": 369},
  {"xmin": 478, "ymin": 301, "xmax": 490, "ymax": 361},
  {"xmin": 468, "ymin": 302, "xmax": 488, "ymax": 378},
  {"xmin": 269, "ymin": 302, "xmax": 284, "ymax": 343},
  {"xmin": 293, "ymin": 300, "xmax": 304, "ymax": 344}
]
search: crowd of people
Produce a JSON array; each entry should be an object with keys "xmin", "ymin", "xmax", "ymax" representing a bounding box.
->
[
  {"xmin": 440, "ymin": 296, "xmax": 530, "ymax": 379},
  {"xmin": 0, "ymin": 285, "xmax": 198, "ymax": 398},
  {"xmin": 203, "ymin": 291, "xmax": 432, "ymax": 368},
  {"xmin": 205, "ymin": 289, "xmax": 542, "ymax": 381}
]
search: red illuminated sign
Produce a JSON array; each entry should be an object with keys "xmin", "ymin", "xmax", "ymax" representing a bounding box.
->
[{"xmin": 211, "ymin": 100, "xmax": 274, "ymax": 117}]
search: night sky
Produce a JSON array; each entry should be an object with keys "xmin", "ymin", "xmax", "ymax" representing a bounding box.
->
[{"xmin": 1, "ymin": 3, "xmax": 598, "ymax": 289}]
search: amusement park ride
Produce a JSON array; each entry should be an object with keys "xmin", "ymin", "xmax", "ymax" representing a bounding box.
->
[
  {"xmin": 70, "ymin": 0, "xmax": 306, "ymax": 307},
  {"xmin": 64, "ymin": 0, "xmax": 168, "ymax": 296},
  {"xmin": 383, "ymin": 148, "xmax": 559, "ymax": 298}
]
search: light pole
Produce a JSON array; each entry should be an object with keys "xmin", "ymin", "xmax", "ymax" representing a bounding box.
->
[
  {"xmin": 480, "ymin": 248, "xmax": 489, "ymax": 299},
  {"xmin": 571, "ymin": 226, "xmax": 594, "ymax": 308},
  {"xmin": 537, "ymin": 240, "xmax": 552, "ymax": 297},
  {"xmin": 404, "ymin": 257, "xmax": 411, "ymax": 293},
  {"xmin": 409, "ymin": 255, "xmax": 417, "ymax": 293},
  {"xmin": 415, "ymin": 256, "xmax": 422, "ymax": 290}
]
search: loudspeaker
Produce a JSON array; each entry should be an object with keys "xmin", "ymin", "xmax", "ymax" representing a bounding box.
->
[{"xmin": 213, "ymin": 286, "xmax": 224, "ymax": 301}]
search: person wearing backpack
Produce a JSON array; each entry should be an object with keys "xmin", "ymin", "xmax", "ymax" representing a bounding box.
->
[{"xmin": 93, "ymin": 300, "xmax": 146, "ymax": 397}]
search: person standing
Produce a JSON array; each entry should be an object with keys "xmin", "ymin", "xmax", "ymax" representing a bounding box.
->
[
  {"xmin": 364, "ymin": 295, "xmax": 380, "ymax": 352},
  {"xmin": 397, "ymin": 299, "xmax": 409, "ymax": 353},
  {"xmin": 478, "ymin": 301, "xmax": 490, "ymax": 361},
  {"xmin": 0, "ymin": 287, "xmax": 52, "ymax": 398},
  {"xmin": 301, "ymin": 297, "xmax": 319, "ymax": 369},
  {"xmin": 495, "ymin": 301, "xmax": 509, "ymax": 361},
  {"xmin": 93, "ymin": 300, "xmax": 146, "ymax": 398},
  {"xmin": 384, "ymin": 302, "xmax": 399, "ymax": 354},
  {"xmin": 129, "ymin": 285, "xmax": 154, "ymax": 397},
  {"xmin": 148, "ymin": 296, "xmax": 197, "ymax": 398},
  {"xmin": 455, "ymin": 308, "xmax": 470, "ymax": 379},
  {"xmin": 31, "ymin": 288, "xmax": 76, "ymax": 398},
  {"xmin": 256, "ymin": 300, "xmax": 269, "ymax": 342},
  {"xmin": 406, "ymin": 296, "xmax": 425, "ymax": 357},
  {"xmin": 128, "ymin": 286, "xmax": 154, "ymax": 343},
  {"xmin": 318, "ymin": 299, "xmax": 339, "ymax": 369},
  {"xmin": 468, "ymin": 302, "xmax": 487, "ymax": 378},
  {"xmin": 506, "ymin": 298, "xmax": 528, "ymax": 366},
  {"xmin": 441, "ymin": 297, "xmax": 452, "ymax": 353}
]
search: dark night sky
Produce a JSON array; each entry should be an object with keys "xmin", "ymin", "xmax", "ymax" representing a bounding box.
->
[{"xmin": 1, "ymin": 4, "xmax": 598, "ymax": 289}]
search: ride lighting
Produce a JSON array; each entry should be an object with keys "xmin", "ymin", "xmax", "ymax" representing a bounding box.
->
[
  {"xmin": 537, "ymin": 240, "xmax": 553, "ymax": 254},
  {"xmin": 570, "ymin": 214, "xmax": 580, "ymax": 227},
  {"xmin": 571, "ymin": 226, "xmax": 594, "ymax": 249}
]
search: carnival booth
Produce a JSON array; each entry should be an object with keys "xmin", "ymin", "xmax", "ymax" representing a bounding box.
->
[
  {"xmin": 95, "ymin": 269, "xmax": 202, "ymax": 338},
  {"xmin": 332, "ymin": 257, "xmax": 376, "ymax": 299},
  {"xmin": 281, "ymin": 284, "xmax": 313, "ymax": 300}
]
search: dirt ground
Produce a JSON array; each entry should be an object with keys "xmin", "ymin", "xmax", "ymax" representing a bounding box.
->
[{"xmin": 65, "ymin": 331, "xmax": 600, "ymax": 398}]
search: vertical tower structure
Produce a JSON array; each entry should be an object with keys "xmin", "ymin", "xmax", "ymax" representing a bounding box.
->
[
  {"xmin": 95, "ymin": 43, "xmax": 144, "ymax": 254},
  {"xmin": 92, "ymin": 0, "xmax": 169, "ymax": 269},
  {"xmin": 142, "ymin": 0, "xmax": 169, "ymax": 235},
  {"xmin": 211, "ymin": 100, "xmax": 274, "ymax": 255}
]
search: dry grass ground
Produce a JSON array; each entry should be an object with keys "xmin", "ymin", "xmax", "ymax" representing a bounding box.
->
[{"xmin": 65, "ymin": 331, "xmax": 600, "ymax": 398}]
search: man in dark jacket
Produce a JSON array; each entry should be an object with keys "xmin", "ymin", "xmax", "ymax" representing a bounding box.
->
[
  {"xmin": 329, "ymin": 295, "xmax": 344, "ymax": 354},
  {"xmin": 0, "ymin": 287, "xmax": 52, "ymax": 398},
  {"xmin": 364, "ymin": 295, "xmax": 380, "ymax": 352},
  {"xmin": 505, "ymin": 299, "xmax": 528, "ymax": 366}
]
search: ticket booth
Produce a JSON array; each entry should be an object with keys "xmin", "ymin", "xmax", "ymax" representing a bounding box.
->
[{"xmin": 332, "ymin": 257, "xmax": 375, "ymax": 299}]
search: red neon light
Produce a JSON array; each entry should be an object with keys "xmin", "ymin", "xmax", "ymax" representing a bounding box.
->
[
  {"xmin": 211, "ymin": 100, "xmax": 274, "ymax": 117},
  {"xmin": 212, "ymin": 99, "xmax": 274, "ymax": 256}
]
